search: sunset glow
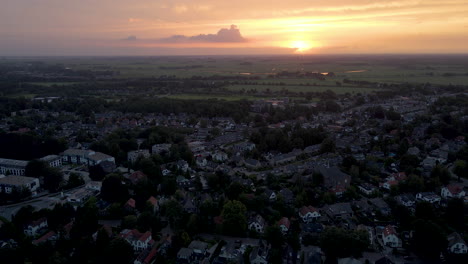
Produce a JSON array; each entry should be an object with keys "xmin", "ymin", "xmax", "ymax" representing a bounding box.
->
[{"xmin": 1, "ymin": 0, "xmax": 468, "ymax": 55}]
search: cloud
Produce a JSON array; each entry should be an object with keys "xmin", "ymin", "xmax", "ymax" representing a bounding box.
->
[
  {"xmin": 158, "ymin": 25, "xmax": 248, "ymax": 43},
  {"xmin": 123, "ymin": 36, "xmax": 137, "ymax": 41}
]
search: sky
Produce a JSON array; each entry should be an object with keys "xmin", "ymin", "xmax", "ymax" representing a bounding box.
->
[{"xmin": 1, "ymin": 0, "xmax": 468, "ymax": 55}]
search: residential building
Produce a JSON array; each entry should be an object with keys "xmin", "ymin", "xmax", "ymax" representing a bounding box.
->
[
  {"xmin": 299, "ymin": 206, "xmax": 321, "ymax": 223},
  {"xmin": 248, "ymin": 214, "xmax": 266, "ymax": 234},
  {"xmin": 278, "ymin": 217, "xmax": 290, "ymax": 234},
  {"xmin": 39, "ymin": 155, "xmax": 62, "ymax": 168},
  {"xmin": 24, "ymin": 217, "xmax": 48, "ymax": 237},
  {"xmin": 382, "ymin": 225, "xmax": 400, "ymax": 248},
  {"xmin": 119, "ymin": 229, "xmax": 153, "ymax": 252},
  {"xmin": 0, "ymin": 158, "xmax": 28, "ymax": 176},
  {"xmin": 447, "ymin": 232, "xmax": 467, "ymax": 254},
  {"xmin": 0, "ymin": 175, "xmax": 40, "ymax": 194},
  {"xmin": 441, "ymin": 184, "xmax": 466, "ymax": 199},
  {"xmin": 127, "ymin": 149, "xmax": 151, "ymax": 164}
]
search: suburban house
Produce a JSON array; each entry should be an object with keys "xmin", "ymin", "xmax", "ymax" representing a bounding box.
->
[
  {"xmin": 188, "ymin": 240, "xmax": 209, "ymax": 261},
  {"xmin": 441, "ymin": 184, "xmax": 466, "ymax": 199},
  {"xmin": 299, "ymin": 206, "xmax": 321, "ymax": 223},
  {"xmin": 396, "ymin": 194, "xmax": 416, "ymax": 207},
  {"xmin": 119, "ymin": 229, "xmax": 153, "ymax": 252},
  {"xmin": 127, "ymin": 149, "xmax": 151, "ymax": 164},
  {"xmin": 381, "ymin": 225, "xmax": 400, "ymax": 248},
  {"xmin": 24, "ymin": 217, "xmax": 48, "ymax": 237},
  {"xmin": 416, "ymin": 192, "xmax": 441, "ymax": 204},
  {"xmin": 317, "ymin": 166, "xmax": 351, "ymax": 192},
  {"xmin": 152, "ymin": 143, "xmax": 171, "ymax": 154},
  {"xmin": 278, "ymin": 217, "xmax": 290, "ymax": 234},
  {"xmin": 447, "ymin": 232, "xmax": 467, "ymax": 254},
  {"xmin": 32, "ymin": 231, "xmax": 57, "ymax": 245},
  {"xmin": 379, "ymin": 172, "xmax": 406, "ymax": 190},
  {"xmin": 0, "ymin": 175, "xmax": 40, "ymax": 195},
  {"xmin": 248, "ymin": 214, "xmax": 266, "ymax": 234},
  {"xmin": 264, "ymin": 189, "xmax": 277, "ymax": 201},
  {"xmin": 147, "ymin": 196, "xmax": 159, "ymax": 213},
  {"xmin": 358, "ymin": 183, "xmax": 377, "ymax": 196},
  {"xmin": 325, "ymin": 203, "xmax": 354, "ymax": 220},
  {"xmin": 244, "ymin": 158, "xmax": 262, "ymax": 169}
]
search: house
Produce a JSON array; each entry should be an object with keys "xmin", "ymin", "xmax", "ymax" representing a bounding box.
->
[
  {"xmin": 325, "ymin": 203, "xmax": 354, "ymax": 220},
  {"xmin": 381, "ymin": 225, "xmax": 400, "ymax": 248},
  {"xmin": 248, "ymin": 214, "xmax": 266, "ymax": 234},
  {"xmin": 0, "ymin": 175, "xmax": 40, "ymax": 195},
  {"xmin": 32, "ymin": 231, "xmax": 57, "ymax": 245},
  {"xmin": 128, "ymin": 171, "xmax": 148, "ymax": 185},
  {"xmin": 119, "ymin": 229, "xmax": 153, "ymax": 251},
  {"xmin": 127, "ymin": 150, "xmax": 151, "ymax": 164},
  {"xmin": 269, "ymin": 149, "xmax": 302, "ymax": 166},
  {"xmin": 416, "ymin": 192, "xmax": 441, "ymax": 204},
  {"xmin": 441, "ymin": 184, "xmax": 466, "ymax": 199},
  {"xmin": 211, "ymin": 151, "xmax": 228, "ymax": 162},
  {"xmin": 369, "ymin": 198, "xmax": 391, "ymax": 216},
  {"xmin": 152, "ymin": 143, "xmax": 171, "ymax": 154},
  {"xmin": 177, "ymin": 247, "xmax": 194, "ymax": 264},
  {"xmin": 447, "ymin": 232, "xmax": 467, "ymax": 254},
  {"xmin": 358, "ymin": 183, "xmax": 377, "ymax": 196},
  {"xmin": 249, "ymin": 245, "xmax": 268, "ymax": 264},
  {"xmin": 299, "ymin": 206, "xmax": 321, "ymax": 223},
  {"xmin": 147, "ymin": 196, "xmax": 159, "ymax": 213},
  {"xmin": 395, "ymin": 194, "xmax": 416, "ymax": 207},
  {"xmin": 317, "ymin": 166, "xmax": 351, "ymax": 191},
  {"xmin": 24, "ymin": 217, "xmax": 48, "ymax": 237},
  {"xmin": 134, "ymin": 246, "xmax": 158, "ymax": 264},
  {"xmin": 379, "ymin": 172, "xmax": 406, "ymax": 190},
  {"xmin": 264, "ymin": 189, "xmax": 277, "ymax": 201},
  {"xmin": 245, "ymin": 158, "xmax": 262, "ymax": 169},
  {"xmin": 188, "ymin": 240, "xmax": 209, "ymax": 260},
  {"xmin": 66, "ymin": 188, "xmax": 94, "ymax": 204},
  {"xmin": 278, "ymin": 217, "xmax": 290, "ymax": 234},
  {"xmin": 86, "ymin": 181, "xmax": 102, "ymax": 192},
  {"xmin": 176, "ymin": 160, "xmax": 190, "ymax": 172},
  {"xmin": 124, "ymin": 198, "xmax": 136, "ymax": 212}
]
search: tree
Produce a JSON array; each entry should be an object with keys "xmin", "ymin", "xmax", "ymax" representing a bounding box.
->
[
  {"xmin": 319, "ymin": 227, "xmax": 369, "ymax": 259},
  {"xmin": 453, "ymin": 160, "xmax": 467, "ymax": 180},
  {"xmin": 264, "ymin": 226, "xmax": 284, "ymax": 248},
  {"xmin": 101, "ymin": 174, "xmax": 128, "ymax": 203},
  {"xmin": 164, "ymin": 200, "xmax": 184, "ymax": 230},
  {"xmin": 445, "ymin": 198, "xmax": 465, "ymax": 229},
  {"xmin": 64, "ymin": 173, "xmax": 85, "ymax": 189},
  {"xmin": 102, "ymin": 238, "xmax": 134, "ymax": 264},
  {"xmin": 430, "ymin": 165, "xmax": 451, "ymax": 185},
  {"xmin": 221, "ymin": 200, "xmax": 247, "ymax": 236},
  {"xmin": 320, "ymin": 138, "xmax": 336, "ymax": 154},
  {"xmin": 43, "ymin": 167, "xmax": 63, "ymax": 192},
  {"xmin": 411, "ymin": 220, "xmax": 447, "ymax": 259}
]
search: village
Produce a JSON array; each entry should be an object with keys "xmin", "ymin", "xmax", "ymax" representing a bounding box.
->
[{"xmin": 0, "ymin": 88, "xmax": 467, "ymax": 264}]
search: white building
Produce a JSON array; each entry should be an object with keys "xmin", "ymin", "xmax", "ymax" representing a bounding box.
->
[
  {"xmin": 248, "ymin": 214, "xmax": 266, "ymax": 234},
  {"xmin": 382, "ymin": 225, "xmax": 400, "ymax": 248},
  {"xmin": 39, "ymin": 155, "xmax": 62, "ymax": 168},
  {"xmin": 0, "ymin": 158, "xmax": 28, "ymax": 176},
  {"xmin": 0, "ymin": 175, "xmax": 40, "ymax": 195},
  {"xmin": 62, "ymin": 149, "xmax": 115, "ymax": 166},
  {"xmin": 152, "ymin": 144, "xmax": 171, "ymax": 154},
  {"xmin": 24, "ymin": 218, "xmax": 48, "ymax": 237},
  {"xmin": 119, "ymin": 229, "xmax": 153, "ymax": 251},
  {"xmin": 441, "ymin": 184, "xmax": 466, "ymax": 199}
]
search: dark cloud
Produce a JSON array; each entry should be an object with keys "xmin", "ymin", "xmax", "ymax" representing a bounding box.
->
[
  {"xmin": 158, "ymin": 25, "xmax": 247, "ymax": 43},
  {"xmin": 123, "ymin": 36, "xmax": 137, "ymax": 41}
]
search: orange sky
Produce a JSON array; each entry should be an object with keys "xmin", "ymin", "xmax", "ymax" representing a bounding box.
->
[{"xmin": 1, "ymin": 0, "xmax": 468, "ymax": 55}]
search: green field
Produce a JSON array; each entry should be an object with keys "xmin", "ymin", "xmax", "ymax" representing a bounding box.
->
[
  {"xmin": 164, "ymin": 94, "xmax": 282, "ymax": 101},
  {"xmin": 226, "ymin": 84, "xmax": 380, "ymax": 94}
]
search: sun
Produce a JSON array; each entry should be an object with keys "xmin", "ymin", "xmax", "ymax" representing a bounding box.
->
[{"xmin": 291, "ymin": 40, "xmax": 312, "ymax": 53}]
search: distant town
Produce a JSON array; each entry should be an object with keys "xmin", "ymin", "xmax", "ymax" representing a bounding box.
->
[{"xmin": 0, "ymin": 56, "xmax": 467, "ymax": 264}]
